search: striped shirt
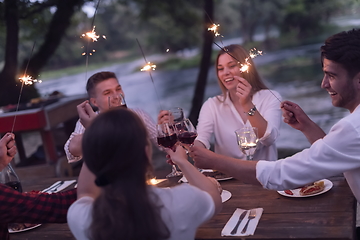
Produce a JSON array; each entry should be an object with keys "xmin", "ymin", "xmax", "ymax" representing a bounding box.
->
[{"xmin": 64, "ymin": 108, "xmax": 157, "ymax": 163}]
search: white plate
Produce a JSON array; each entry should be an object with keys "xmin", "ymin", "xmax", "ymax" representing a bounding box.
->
[
  {"xmin": 221, "ymin": 190, "xmax": 231, "ymax": 203},
  {"xmin": 277, "ymin": 179, "xmax": 333, "ymax": 198},
  {"xmin": 9, "ymin": 224, "xmax": 41, "ymax": 233}
]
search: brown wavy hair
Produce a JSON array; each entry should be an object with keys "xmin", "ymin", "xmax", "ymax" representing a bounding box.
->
[
  {"xmin": 321, "ymin": 29, "xmax": 360, "ymax": 79},
  {"xmin": 216, "ymin": 44, "xmax": 268, "ymax": 101},
  {"xmin": 82, "ymin": 108, "xmax": 170, "ymax": 240}
]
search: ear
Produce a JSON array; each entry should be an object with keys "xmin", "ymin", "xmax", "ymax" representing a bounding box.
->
[{"xmin": 89, "ymin": 97, "xmax": 98, "ymax": 108}]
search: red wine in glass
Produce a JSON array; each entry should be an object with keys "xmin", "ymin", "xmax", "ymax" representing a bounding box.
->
[
  {"xmin": 178, "ymin": 132, "xmax": 197, "ymax": 145},
  {"xmin": 5, "ymin": 181, "xmax": 23, "ymax": 193},
  {"xmin": 157, "ymin": 133, "xmax": 178, "ymax": 149}
]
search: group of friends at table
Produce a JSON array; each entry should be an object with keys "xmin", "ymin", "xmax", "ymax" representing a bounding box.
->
[{"xmin": 0, "ymin": 28, "xmax": 360, "ymax": 240}]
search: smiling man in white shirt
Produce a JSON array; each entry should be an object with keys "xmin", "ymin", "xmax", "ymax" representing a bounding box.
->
[
  {"xmin": 64, "ymin": 71, "xmax": 159, "ymax": 163},
  {"xmin": 190, "ymin": 29, "xmax": 360, "ymax": 204}
]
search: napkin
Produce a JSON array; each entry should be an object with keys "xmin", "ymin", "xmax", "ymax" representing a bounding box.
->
[
  {"xmin": 221, "ymin": 208, "xmax": 263, "ymax": 236},
  {"xmin": 179, "ymin": 176, "xmax": 188, "ymax": 183},
  {"xmin": 42, "ymin": 180, "xmax": 77, "ymax": 193}
]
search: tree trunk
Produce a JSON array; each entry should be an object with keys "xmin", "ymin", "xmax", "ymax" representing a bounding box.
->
[
  {"xmin": 22, "ymin": 0, "xmax": 85, "ymax": 79},
  {"xmin": 188, "ymin": 0, "xmax": 214, "ymax": 126},
  {"xmin": 0, "ymin": 0, "xmax": 21, "ymax": 106}
]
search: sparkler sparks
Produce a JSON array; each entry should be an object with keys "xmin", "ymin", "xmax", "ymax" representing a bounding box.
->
[
  {"xmin": 141, "ymin": 62, "xmax": 156, "ymax": 71},
  {"xmin": 249, "ymin": 48, "xmax": 263, "ymax": 59},
  {"xmin": 19, "ymin": 75, "xmax": 42, "ymax": 85},
  {"xmin": 136, "ymin": 38, "xmax": 162, "ymax": 110},
  {"xmin": 208, "ymin": 23, "xmax": 222, "ymax": 37},
  {"xmin": 81, "ymin": 26, "xmax": 106, "ymax": 56}
]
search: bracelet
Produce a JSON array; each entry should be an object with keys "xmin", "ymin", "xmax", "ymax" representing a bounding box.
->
[{"xmin": 247, "ymin": 106, "xmax": 257, "ymax": 116}]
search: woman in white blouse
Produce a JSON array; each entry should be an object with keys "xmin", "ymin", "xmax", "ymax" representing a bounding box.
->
[{"xmin": 195, "ymin": 44, "xmax": 282, "ymax": 161}]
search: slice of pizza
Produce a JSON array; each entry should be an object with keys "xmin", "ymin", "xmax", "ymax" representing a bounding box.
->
[{"xmin": 299, "ymin": 181, "xmax": 325, "ymax": 196}]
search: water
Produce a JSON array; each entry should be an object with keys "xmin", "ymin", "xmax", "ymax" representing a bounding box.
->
[{"xmin": 35, "ymin": 44, "xmax": 348, "ymax": 151}]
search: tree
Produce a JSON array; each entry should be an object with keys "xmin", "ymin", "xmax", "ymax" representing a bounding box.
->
[
  {"xmin": 188, "ymin": 0, "xmax": 214, "ymax": 125},
  {"xmin": 0, "ymin": 0, "xmax": 90, "ymax": 107}
]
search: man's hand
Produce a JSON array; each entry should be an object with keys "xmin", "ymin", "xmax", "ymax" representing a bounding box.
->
[
  {"xmin": 77, "ymin": 100, "xmax": 97, "ymax": 129},
  {"xmin": 0, "ymin": 133, "xmax": 16, "ymax": 171},
  {"xmin": 157, "ymin": 110, "xmax": 170, "ymax": 124},
  {"xmin": 281, "ymin": 100, "xmax": 311, "ymax": 132},
  {"xmin": 281, "ymin": 100, "xmax": 326, "ymax": 144}
]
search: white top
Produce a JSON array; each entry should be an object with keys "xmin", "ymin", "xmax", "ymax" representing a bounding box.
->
[
  {"xmin": 67, "ymin": 184, "xmax": 215, "ymax": 240},
  {"xmin": 256, "ymin": 104, "xmax": 360, "ymax": 202},
  {"xmin": 64, "ymin": 108, "xmax": 157, "ymax": 163},
  {"xmin": 196, "ymin": 90, "xmax": 282, "ymax": 161}
]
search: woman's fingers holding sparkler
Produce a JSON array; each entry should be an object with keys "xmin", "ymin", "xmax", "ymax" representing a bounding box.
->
[
  {"xmin": 157, "ymin": 110, "xmax": 171, "ymax": 124},
  {"xmin": 77, "ymin": 100, "xmax": 97, "ymax": 129},
  {"xmin": 235, "ymin": 76, "xmax": 252, "ymax": 106}
]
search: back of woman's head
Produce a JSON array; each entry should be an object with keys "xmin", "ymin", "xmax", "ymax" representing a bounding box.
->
[
  {"xmin": 216, "ymin": 44, "xmax": 267, "ymax": 97},
  {"xmin": 82, "ymin": 108, "xmax": 169, "ymax": 240},
  {"xmin": 82, "ymin": 107, "xmax": 149, "ymax": 185}
]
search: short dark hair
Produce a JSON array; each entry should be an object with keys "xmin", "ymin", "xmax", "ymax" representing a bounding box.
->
[
  {"xmin": 321, "ymin": 29, "xmax": 360, "ymax": 79},
  {"xmin": 86, "ymin": 71, "xmax": 118, "ymax": 97}
]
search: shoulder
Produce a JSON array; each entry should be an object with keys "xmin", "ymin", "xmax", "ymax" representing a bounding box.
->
[
  {"xmin": 67, "ymin": 196, "xmax": 94, "ymax": 225},
  {"xmin": 202, "ymin": 95, "xmax": 225, "ymax": 107}
]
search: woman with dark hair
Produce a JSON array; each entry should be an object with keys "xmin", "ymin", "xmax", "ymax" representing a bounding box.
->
[
  {"xmin": 67, "ymin": 108, "xmax": 222, "ymax": 240},
  {"xmin": 194, "ymin": 44, "xmax": 282, "ymax": 161}
]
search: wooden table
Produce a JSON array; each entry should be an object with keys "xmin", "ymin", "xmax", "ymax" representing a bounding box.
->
[
  {"xmin": 195, "ymin": 177, "xmax": 357, "ymax": 240},
  {"xmin": 9, "ymin": 176, "xmax": 357, "ymax": 240},
  {"xmin": 0, "ymin": 95, "xmax": 86, "ymax": 164},
  {"xmin": 10, "ymin": 177, "xmax": 77, "ymax": 240}
]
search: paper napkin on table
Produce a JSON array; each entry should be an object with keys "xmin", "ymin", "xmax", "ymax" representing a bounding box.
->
[
  {"xmin": 42, "ymin": 180, "xmax": 77, "ymax": 193},
  {"xmin": 221, "ymin": 208, "xmax": 263, "ymax": 236},
  {"xmin": 179, "ymin": 176, "xmax": 188, "ymax": 183}
]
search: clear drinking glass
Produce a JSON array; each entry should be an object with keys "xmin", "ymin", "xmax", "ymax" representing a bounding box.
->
[
  {"xmin": 108, "ymin": 93, "xmax": 127, "ymax": 109},
  {"xmin": 235, "ymin": 127, "xmax": 258, "ymax": 160},
  {"xmin": 156, "ymin": 122, "xmax": 182, "ymax": 177},
  {"xmin": 168, "ymin": 107, "xmax": 184, "ymax": 124}
]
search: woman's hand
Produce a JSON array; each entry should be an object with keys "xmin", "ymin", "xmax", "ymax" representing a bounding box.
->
[
  {"xmin": 235, "ymin": 76, "xmax": 253, "ymax": 107},
  {"xmin": 165, "ymin": 145, "xmax": 188, "ymax": 166}
]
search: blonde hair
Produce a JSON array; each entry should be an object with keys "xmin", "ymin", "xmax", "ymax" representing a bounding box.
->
[{"xmin": 215, "ymin": 44, "xmax": 268, "ymax": 101}]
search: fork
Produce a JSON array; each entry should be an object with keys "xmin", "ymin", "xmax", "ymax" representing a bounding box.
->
[
  {"xmin": 241, "ymin": 209, "xmax": 256, "ymax": 234},
  {"xmin": 48, "ymin": 181, "xmax": 64, "ymax": 193}
]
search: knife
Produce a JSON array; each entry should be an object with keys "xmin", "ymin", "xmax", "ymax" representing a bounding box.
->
[{"xmin": 230, "ymin": 210, "xmax": 248, "ymax": 235}]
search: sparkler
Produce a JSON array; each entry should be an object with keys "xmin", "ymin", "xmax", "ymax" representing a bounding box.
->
[
  {"xmin": 11, "ymin": 43, "xmax": 42, "ymax": 133},
  {"xmin": 136, "ymin": 38, "xmax": 163, "ymax": 110},
  {"xmin": 81, "ymin": 0, "xmax": 105, "ymax": 80},
  {"xmin": 213, "ymin": 41, "xmax": 281, "ymax": 103},
  {"xmin": 208, "ymin": 23, "xmax": 222, "ymax": 37}
]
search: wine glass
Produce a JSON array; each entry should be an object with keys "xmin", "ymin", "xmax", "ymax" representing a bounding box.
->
[
  {"xmin": 174, "ymin": 118, "xmax": 198, "ymax": 149},
  {"xmin": 107, "ymin": 93, "xmax": 127, "ymax": 109},
  {"xmin": 169, "ymin": 107, "xmax": 185, "ymax": 124},
  {"xmin": 156, "ymin": 122, "xmax": 182, "ymax": 178},
  {"xmin": 235, "ymin": 127, "xmax": 258, "ymax": 160}
]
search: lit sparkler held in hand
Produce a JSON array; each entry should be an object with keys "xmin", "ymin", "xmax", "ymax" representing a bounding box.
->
[
  {"xmin": 19, "ymin": 75, "xmax": 42, "ymax": 85},
  {"xmin": 136, "ymin": 38, "xmax": 162, "ymax": 110},
  {"xmin": 208, "ymin": 23, "xmax": 222, "ymax": 37},
  {"xmin": 141, "ymin": 62, "xmax": 157, "ymax": 71}
]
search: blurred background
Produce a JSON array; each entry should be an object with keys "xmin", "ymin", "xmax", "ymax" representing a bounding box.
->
[{"xmin": 0, "ymin": 0, "xmax": 360, "ymax": 168}]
